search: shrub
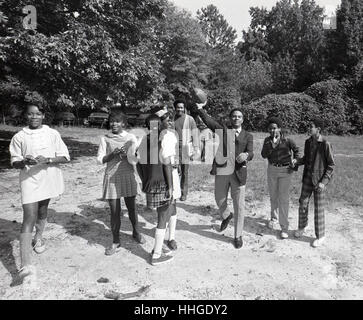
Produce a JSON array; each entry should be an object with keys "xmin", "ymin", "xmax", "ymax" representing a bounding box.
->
[
  {"xmin": 242, "ymin": 92, "xmax": 320, "ymax": 133},
  {"xmin": 242, "ymin": 79, "xmax": 363, "ymax": 135},
  {"xmin": 305, "ymin": 79, "xmax": 355, "ymax": 134}
]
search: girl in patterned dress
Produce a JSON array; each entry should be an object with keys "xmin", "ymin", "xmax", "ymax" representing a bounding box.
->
[
  {"xmin": 97, "ymin": 110, "xmax": 146, "ymax": 256},
  {"xmin": 137, "ymin": 110, "xmax": 179, "ymax": 266},
  {"xmin": 9, "ymin": 104, "xmax": 70, "ymax": 285}
]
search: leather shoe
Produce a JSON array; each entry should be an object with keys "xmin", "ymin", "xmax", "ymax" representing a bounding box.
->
[
  {"xmin": 234, "ymin": 237, "xmax": 243, "ymax": 249},
  {"xmin": 220, "ymin": 213, "xmax": 233, "ymax": 232}
]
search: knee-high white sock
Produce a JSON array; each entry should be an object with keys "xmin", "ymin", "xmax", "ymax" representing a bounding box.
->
[
  {"xmin": 153, "ymin": 228, "xmax": 166, "ymax": 257},
  {"xmin": 168, "ymin": 215, "xmax": 177, "ymax": 241}
]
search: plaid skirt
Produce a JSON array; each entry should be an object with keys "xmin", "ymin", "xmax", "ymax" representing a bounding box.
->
[{"xmin": 146, "ymin": 185, "xmax": 169, "ymax": 208}]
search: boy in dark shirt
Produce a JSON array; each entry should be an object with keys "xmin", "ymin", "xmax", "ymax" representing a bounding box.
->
[{"xmin": 294, "ymin": 118, "xmax": 335, "ymax": 247}]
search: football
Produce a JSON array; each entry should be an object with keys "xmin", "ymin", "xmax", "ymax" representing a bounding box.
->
[{"xmin": 192, "ymin": 88, "xmax": 208, "ymax": 104}]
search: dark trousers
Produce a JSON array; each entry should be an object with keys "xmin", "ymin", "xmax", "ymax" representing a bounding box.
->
[
  {"xmin": 200, "ymin": 138, "xmax": 206, "ymax": 162},
  {"xmin": 180, "ymin": 164, "xmax": 189, "ymax": 197}
]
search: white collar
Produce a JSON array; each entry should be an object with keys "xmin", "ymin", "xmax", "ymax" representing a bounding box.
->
[
  {"xmin": 22, "ymin": 125, "xmax": 49, "ymax": 135},
  {"xmin": 106, "ymin": 131, "xmax": 127, "ymax": 138}
]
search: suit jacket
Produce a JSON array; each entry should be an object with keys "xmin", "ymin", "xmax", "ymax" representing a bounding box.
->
[
  {"xmin": 297, "ymin": 136, "xmax": 335, "ymax": 186},
  {"xmin": 197, "ymin": 109, "xmax": 254, "ymax": 186}
]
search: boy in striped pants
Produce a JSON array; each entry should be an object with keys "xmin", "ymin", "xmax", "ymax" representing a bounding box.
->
[{"xmin": 295, "ymin": 118, "xmax": 335, "ymax": 247}]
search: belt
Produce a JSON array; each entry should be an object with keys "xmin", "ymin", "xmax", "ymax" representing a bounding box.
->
[{"xmin": 270, "ymin": 162, "xmax": 290, "ymax": 167}]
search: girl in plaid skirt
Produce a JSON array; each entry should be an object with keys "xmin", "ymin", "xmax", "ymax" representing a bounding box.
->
[
  {"xmin": 137, "ymin": 110, "xmax": 179, "ymax": 266},
  {"xmin": 97, "ymin": 110, "xmax": 145, "ymax": 256}
]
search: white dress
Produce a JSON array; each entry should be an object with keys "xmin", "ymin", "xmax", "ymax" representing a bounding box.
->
[{"xmin": 9, "ymin": 125, "xmax": 70, "ymax": 204}]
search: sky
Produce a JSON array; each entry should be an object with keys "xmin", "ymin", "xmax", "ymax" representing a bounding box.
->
[{"xmin": 171, "ymin": 0, "xmax": 341, "ymax": 40}]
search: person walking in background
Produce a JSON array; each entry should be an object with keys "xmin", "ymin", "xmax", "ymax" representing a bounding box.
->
[
  {"xmin": 294, "ymin": 118, "xmax": 335, "ymax": 247},
  {"xmin": 195, "ymin": 91, "xmax": 254, "ymax": 249},
  {"xmin": 9, "ymin": 104, "xmax": 70, "ymax": 286},
  {"xmin": 97, "ymin": 110, "xmax": 146, "ymax": 256},
  {"xmin": 261, "ymin": 117, "xmax": 300, "ymax": 239},
  {"xmin": 137, "ymin": 111, "xmax": 178, "ymax": 265},
  {"xmin": 173, "ymin": 99, "xmax": 200, "ymax": 201}
]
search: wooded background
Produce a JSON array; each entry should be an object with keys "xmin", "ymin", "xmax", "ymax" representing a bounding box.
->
[{"xmin": 0, "ymin": 0, "xmax": 362, "ymax": 134}]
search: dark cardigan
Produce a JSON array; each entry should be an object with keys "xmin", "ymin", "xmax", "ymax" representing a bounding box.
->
[
  {"xmin": 297, "ymin": 136, "xmax": 335, "ymax": 186},
  {"xmin": 137, "ymin": 134, "xmax": 173, "ymax": 193}
]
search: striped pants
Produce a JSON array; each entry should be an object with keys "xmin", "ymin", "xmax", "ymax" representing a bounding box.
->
[{"xmin": 298, "ymin": 173, "xmax": 325, "ymax": 238}]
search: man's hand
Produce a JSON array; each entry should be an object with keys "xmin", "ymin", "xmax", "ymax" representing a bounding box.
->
[
  {"xmin": 196, "ymin": 101, "xmax": 207, "ymax": 110},
  {"xmin": 316, "ymin": 183, "xmax": 325, "ymax": 193},
  {"xmin": 236, "ymin": 153, "xmax": 248, "ymax": 164}
]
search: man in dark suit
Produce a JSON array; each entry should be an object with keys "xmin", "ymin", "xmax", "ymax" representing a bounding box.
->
[{"xmin": 195, "ymin": 99, "xmax": 254, "ymax": 249}]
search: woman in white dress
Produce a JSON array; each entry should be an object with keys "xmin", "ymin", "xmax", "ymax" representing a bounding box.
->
[{"xmin": 9, "ymin": 104, "xmax": 70, "ymax": 283}]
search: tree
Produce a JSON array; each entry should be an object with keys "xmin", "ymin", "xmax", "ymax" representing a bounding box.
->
[
  {"xmin": 239, "ymin": 58, "xmax": 273, "ymax": 103},
  {"xmin": 197, "ymin": 4, "xmax": 237, "ymax": 50},
  {"xmin": 0, "ymin": 0, "xmax": 168, "ymax": 113},
  {"xmin": 331, "ymin": 0, "xmax": 363, "ymax": 75},
  {"xmin": 238, "ymin": 0, "xmax": 327, "ymax": 91},
  {"xmin": 156, "ymin": 5, "xmax": 209, "ymax": 101},
  {"xmin": 195, "ymin": 4, "xmax": 242, "ymax": 117},
  {"xmin": 271, "ymin": 52, "xmax": 296, "ymax": 93}
]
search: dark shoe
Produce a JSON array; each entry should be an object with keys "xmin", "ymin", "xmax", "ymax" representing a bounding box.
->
[
  {"xmin": 234, "ymin": 237, "xmax": 243, "ymax": 249},
  {"xmin": 167, "ymin": 239, "xmax": 178, "ymax": 251},
  {"xmin": 220, "ymin": 213, "xmax": 233, "ymax": 232},
  {"xmin": 133, "ymin": 232, "xmax": 146, "ymax": 244},
  {"xmin": 180, "ymin": 195, "xmax": 187, "ymax": 201},
  {"xmin": 151, "ymin": 254, "xmax": 174, "ymax": 266}
]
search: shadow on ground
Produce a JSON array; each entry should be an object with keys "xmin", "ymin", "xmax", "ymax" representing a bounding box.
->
[
  {"xmin": 0, "ymin": 218, "xmax": 22, "ymax": 286},
  {"xmin": 47, "ymin": 204, "xmax": 153, "ymax": 263}
]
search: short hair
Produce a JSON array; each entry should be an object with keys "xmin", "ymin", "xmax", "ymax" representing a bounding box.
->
[
  {"xmin": 160, "ymin": 112, "xmax": 171, "ymax": 122},
  {"xmin": 229, "ymin": 108, "xmax": 244, "ymax": 118},
  {"xmin": 267, "ymin": 116, "xmax": 283, "ymax": 128},
  {"xmin": 109, "ymin": 110, "xmax": 127, "ymax": 124},
  {"xmin": 26, "ymin": 104, "xmax": 45, "ymax": 114},
  {"xmin": 310, "ymin": 117, "xmax": 325, "ymax": 130},
  {"xmin": 173, "ymin": 99, "xmax": 186, "ymax": 109}
]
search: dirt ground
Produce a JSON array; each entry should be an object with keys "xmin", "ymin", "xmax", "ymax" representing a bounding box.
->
[{"xmin": 0, "ymin": 134, "xmax": 363, "ymax": 300}]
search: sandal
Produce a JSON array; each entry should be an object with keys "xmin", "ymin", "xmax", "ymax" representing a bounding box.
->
[{"xmin": 32, "ymin": 239, "xmax": 46, "ymax": 254}]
